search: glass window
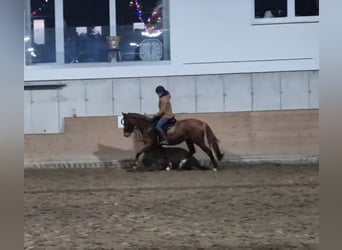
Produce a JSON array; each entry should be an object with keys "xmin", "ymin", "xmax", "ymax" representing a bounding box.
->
[
  {"xmin": 295, "ymin": 0, "xmax": 319, "ymax": 16},
  {"xmin": 116, "ymin": 0, "xmax": 170, "ymax": 61},
  {"xmin": 255, "ymin": 0, "xmax": 287, "ymax": 18},
  {"xmin": 63, "ymin": 0, "xmax": 110, "ymax": 63},
  {"xmin": 24, "ymin": 0, "xmax": 170, "ymax": 65},
  {"xmin": 25, "ymin": 0, "xmax": 56, "ymax": 65}
]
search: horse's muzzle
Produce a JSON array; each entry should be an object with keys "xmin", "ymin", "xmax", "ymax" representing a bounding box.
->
[{"xmin": 124, "ymin": 132, "xmax": 131, "ymax": 137}]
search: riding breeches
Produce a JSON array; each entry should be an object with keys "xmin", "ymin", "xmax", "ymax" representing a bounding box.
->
[{"xmin": 155, "ymin": 117, "xmax": 169, "ymax": 130}]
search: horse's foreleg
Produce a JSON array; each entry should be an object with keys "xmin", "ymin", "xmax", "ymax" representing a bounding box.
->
[
  {"xmin": 160, "ymin": 147, "xmax": 172, "ymax": 171},
  {"xmin": 180, "ymin": 139, "xmax": 197, "ymax": 170},
  {"xmin": 133, "ymin": 152, "xmax": 142, "ymax": 169},
  {"xmin": 134, "ymin": 144, "xmax": 153, "ymax": 169},
  {"xmin": 197, "ymin": 142, "xmax": 218, "ymax": 172}
]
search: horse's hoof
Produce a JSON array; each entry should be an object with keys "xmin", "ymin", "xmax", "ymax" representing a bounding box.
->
[
  {"xmin": 212, "ymin": 168, "xmax": 218, "ymax": 172},
  {"xmin": 166, "ymin": 166, "xmax": 171, "ymax": 171},
  {"xmin": 133, "ymin": 165, "xmax": 137, "ymax": 170}
]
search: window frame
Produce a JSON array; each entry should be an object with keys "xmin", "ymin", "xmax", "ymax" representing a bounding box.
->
[{"xmin": 252, "ymin": 0, "xmax": 319, "ymax": 25}]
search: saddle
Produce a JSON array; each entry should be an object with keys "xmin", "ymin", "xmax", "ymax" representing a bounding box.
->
[{"xmin": 153, "ymin": 117, "xmax": 177, "ymax": 134}]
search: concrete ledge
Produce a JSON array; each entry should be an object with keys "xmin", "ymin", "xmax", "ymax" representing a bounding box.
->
[
  {"xmin": 24, "ymin": 160, "xmax": 130, "ymax": 169},
  {"xmin": 24, "ymin": 155, "xmax": 319, "ymax": 169}
]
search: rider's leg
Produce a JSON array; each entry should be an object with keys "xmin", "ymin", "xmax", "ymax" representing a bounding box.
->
[{"xmin": 155, "ymin": 117, "xmax": 169, "ymax": 145}]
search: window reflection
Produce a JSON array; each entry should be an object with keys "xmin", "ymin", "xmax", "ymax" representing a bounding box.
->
[
  {"xmin": 24, "ymin": 0, "xmax": 170, "ymax": 64},
  {"xmin": 255, "ymin": 0, "xmax": 287, "ymax": 18},
  {"xmin": 25, "ymin": 0, "xmax": 56, "ymax": 65},
  {"xmin": 116, "ymin": 0, "xmax": 170, "ymax": 61},
  {"xmin": 63, "ymin": 0, "xmax": 109, "ymax": 63}
]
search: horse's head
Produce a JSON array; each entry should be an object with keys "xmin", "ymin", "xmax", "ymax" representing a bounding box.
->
[
  {"xmin": 121, "ymin": 112, "xmax": 135, "ymax": 137},
  {"xmin": 121, "ymin": 112, "xmax": 153, "ymax": 137}
]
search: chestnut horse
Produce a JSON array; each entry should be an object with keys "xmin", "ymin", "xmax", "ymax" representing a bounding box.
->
[{"xmin": 121, "ymin": 112, "xmax": 224, "ymax": 171}]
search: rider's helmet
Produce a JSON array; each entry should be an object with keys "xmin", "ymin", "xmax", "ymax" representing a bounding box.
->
[{"xmin": 155, "ymin": 85, "xmax": 165, "ymax": 94}]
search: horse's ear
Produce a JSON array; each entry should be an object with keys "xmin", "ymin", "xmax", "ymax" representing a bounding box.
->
[{"xmin": 122, "ymin": 112, "xmax": 125, "ymax": 116}]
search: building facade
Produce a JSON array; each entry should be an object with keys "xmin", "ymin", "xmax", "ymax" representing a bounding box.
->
[
  {"xmin": 24, "ymin": 0, "xmax": 319, "ymax": 134},
  {"xmin": 24, "ymin": 0, "xmax": 319, "ymax": 166}
]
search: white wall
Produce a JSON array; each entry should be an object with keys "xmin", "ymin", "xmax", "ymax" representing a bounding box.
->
[
  {"xmin": 24, "ymin": 0, "xmax": 318, "ymax": 81},
  {"xmin": 24, "ymin": 71, "xmax": 319, "ymax": 134}
]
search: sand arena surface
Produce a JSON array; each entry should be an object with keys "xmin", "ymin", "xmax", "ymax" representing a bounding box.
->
[{"xmin": 24, "ymin": 164, "xmax": 318, "ymax": 249}]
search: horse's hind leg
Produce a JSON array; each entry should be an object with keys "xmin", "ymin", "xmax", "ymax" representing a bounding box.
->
[
  {"xmin": 196, "ymin": 142, "xmax": 218, "ymax": 171},
  {"xmin": 186, "ymin": 139, "xmax": 196, "ymax": 156}
]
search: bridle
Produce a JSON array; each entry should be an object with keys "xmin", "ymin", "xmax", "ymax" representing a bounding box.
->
[{"xmin": 122, "ymin": 116, "xmax": 145, "ymax": 142}]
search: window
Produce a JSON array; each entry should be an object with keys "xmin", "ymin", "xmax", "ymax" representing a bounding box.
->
[
  {"xmin": 25, "ymin": 0, "xmax": 56, "ymax": 65},
  {"xmin": 254, "ymin": 0, "xmax": 319, "ymax": 22},
  {"xmin": 295, "ymin": 0, "xmax": 319, "ymax": 16},
  {"xmin": 116, "ymin": 0, "xmax": 170, "ymax": 61},
  {"xmin": 255, "ymin": 0, "xmax": 287, "ymax": 18},
  {"xmin": 24, "ymin": 0, "xmax": 170, "ymax": 65}
]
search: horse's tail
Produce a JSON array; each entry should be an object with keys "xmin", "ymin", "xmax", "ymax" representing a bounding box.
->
[{"xmin": 204, "ymin": 123, "xmax": 224, "ymax": 161}]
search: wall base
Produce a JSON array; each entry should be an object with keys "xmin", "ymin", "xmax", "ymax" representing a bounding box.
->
[{"xmin": 24, "ymin": 155, "xmax": 318, "ymax": 169}]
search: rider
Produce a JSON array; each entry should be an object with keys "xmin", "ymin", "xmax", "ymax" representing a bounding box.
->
[{"xmin": 153, "ymin": 85, "xmax": 174, "ymax": 145}]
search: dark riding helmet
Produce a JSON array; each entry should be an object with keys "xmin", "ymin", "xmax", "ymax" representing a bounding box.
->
[{"xmin": 155, "ymin": 85, "xmax": 166, "ymax": 94}]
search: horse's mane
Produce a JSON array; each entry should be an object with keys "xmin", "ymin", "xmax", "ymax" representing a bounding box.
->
[{"xmin": 126, "ymin": 113, "xmax": 153, "ymax": 123}]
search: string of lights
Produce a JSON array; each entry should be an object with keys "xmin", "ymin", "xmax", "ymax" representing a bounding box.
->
[
  {"xmin": 31, "ymin": 0, "xmax": 50, "ymax": 16},
  {"xmin": 129, "ymin": 0, "xmax": 163, "ymax": 30}
]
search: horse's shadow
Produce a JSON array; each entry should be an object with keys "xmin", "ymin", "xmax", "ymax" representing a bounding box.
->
[{"xmin": 93, "ymin": 143, "xmax": 134, "ymax": 166}]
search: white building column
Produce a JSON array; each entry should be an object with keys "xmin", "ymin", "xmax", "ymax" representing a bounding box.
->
[
  {"xmin": 109, "ymin": 0, "xmax": 117, "ymax": 35},
  {"xmin": 287, "ymin": 0, "xmax": 295, "ymax": 17},
  {"xmin": 55, "ymin": 0, "xmax": 65, "ymax": 64},
  {"xmin": 162, "ymin": 0, "xmax": 170, "ymax": 60}
]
